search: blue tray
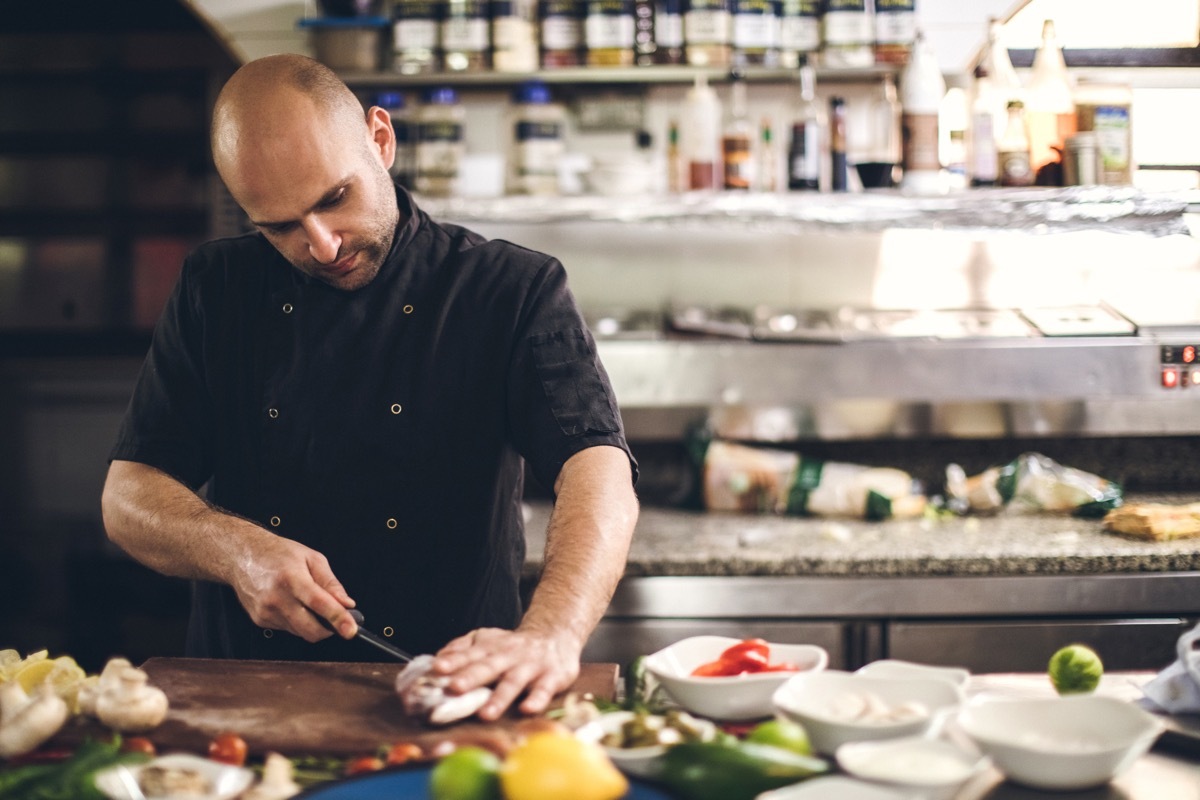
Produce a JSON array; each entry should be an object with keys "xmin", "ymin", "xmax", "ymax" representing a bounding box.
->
[{"xmin": 297, "ymin": 765, "xmax": 675, "ymax": 799}]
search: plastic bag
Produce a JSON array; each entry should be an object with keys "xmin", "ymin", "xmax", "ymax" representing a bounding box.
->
[
  {"xmin": 945, "ymin": 452, "xmax": 1122, "ymax": 518},
  {"xmin": 701, "ymin": 439, "xmax": 926, "ymax": 520}
]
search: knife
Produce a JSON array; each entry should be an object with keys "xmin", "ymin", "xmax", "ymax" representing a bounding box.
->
[{"xmin": 311, "ymin": 607, "xmax": 414, "ymax": 663}]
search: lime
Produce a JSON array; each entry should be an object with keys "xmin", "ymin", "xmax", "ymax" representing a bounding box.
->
[
  {"xmin": 1048, "ymin": 644, "xmax": 1104, "ymax": 695},
  {"xmin": 744, "ymin": 718, "xmax": 812, "ymax": 756},
  {"xmin": 429, "ymin": 746, "xmax": 502, "ymax": 800}
]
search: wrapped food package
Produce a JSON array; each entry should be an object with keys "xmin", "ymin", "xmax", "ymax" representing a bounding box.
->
[
  {"xmin": 945, "ymin": 452, "xmax": 1122, "ymax": 518},
  {"xmin": 702, "ymin": 439, "xmax": 926, "ymax": 520}
]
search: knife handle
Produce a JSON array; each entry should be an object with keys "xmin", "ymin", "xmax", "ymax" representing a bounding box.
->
[{"xmin": 309, "ymin": 607, "xmax": 364, "ymax": 633}]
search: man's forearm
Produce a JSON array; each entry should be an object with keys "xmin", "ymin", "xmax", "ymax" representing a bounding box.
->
[
  {"xmin": 520, "ymin": 445, "xmax": 638, "ymax": 650},
  {"xmin": 101, "ymin": 459, "xmax": 268, "ymax": 585}
]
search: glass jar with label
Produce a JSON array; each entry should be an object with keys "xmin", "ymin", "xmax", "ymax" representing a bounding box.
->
[
  {"xmin": 508, "ymin": 81, "xmax": 565, "ymax": 195},
  {"xmin": 585, "ymin": 0, "xmax": 635, "ymax": 65},
  {"xmin": 873, "ymin": 0, "xmax": 915, "ymax": 65},
  {"xmin": 821, "ymin": 0, "xmax": 873, "ymax": 68},
  {"xmin": 415, "ymin": 87, "xmax": 466, "ymax": 197},
  {"xmin": 541, "ymin": 0, "xmax": 585, "ymax": 66},
  {"xmin": 391, "ymin": 0, "xmax": 441, "ymax": 74},
  {"xmin": 684, "ymin": 0, "xmax": 731, "ymax": 67},
  {"xmin": 493, "ymin": 0, "xmax": 539, "ymax": 71},
  {"xmin": 441, "ymin": 0, "xmax": 491, "ymax": 71},
  {"xmin": 779, "ymin": 0, "xmax": 819, "ymax": 69},
  {"xmin": 731, "ymin": 0, "xmax": 780, "ymax": 67},
  {"xmin": 652, "ymin": 0, "xmax": 684, "ymax": 64}
]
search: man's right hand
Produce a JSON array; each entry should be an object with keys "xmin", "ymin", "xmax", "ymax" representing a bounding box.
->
[{"xmin": 228, "ymin": 534, "xmax": 358, "ymax": 642}]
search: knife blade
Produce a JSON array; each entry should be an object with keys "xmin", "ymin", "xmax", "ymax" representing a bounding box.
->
[{"xmin": 311, "ymin": 607, "xmax": 413, "ymax": 663}]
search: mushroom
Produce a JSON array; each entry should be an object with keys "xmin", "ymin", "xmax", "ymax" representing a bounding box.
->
[
  {"xmin": 0, "ymin": 681, "xmax": 70, "ymax": 758},
  {"xmin": 77, "ymin": 656, "xmax": 132, "ymax": 717},
  {"xmin": 394, "ymin": 655, "xmax": 494, "ymax": 725},
  {"xmin": 243, "ymin": 752, "xmax": 301, "ymax": 800},
  {"xmin": 95, "ymin": 665, "xmax": 169, "ymax": 733}
]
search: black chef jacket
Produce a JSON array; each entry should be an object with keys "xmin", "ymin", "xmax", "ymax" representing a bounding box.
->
[{"xmin": 110, "ymin": 185, "xmax": 636, "ymax": 661}]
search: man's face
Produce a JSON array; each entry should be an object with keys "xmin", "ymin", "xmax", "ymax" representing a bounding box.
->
[{"xmin": 220, "ymin": 97, "xmax": 398, "ymax": 292}]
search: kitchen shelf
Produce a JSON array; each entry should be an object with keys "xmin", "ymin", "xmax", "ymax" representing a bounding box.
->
[{"xmin": 338, "ymin": 63, "xmax": 897, "ymax": 88}]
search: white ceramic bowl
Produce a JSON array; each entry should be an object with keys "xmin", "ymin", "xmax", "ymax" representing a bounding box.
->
[
  {"xmin": 756, "ymin": 775, "xmax": 908, "ymax": 800},
  {"xmin": 956, "ymin": 695, "xmax": 1164, "ymax": 790},
  {"xmin": 772, "ymin": 670, "xmax": 965, "ymax": 755},
  {"xmin": 643, "ymin": 635, "xmax": 829, "ymax": 721},
  {"xmin": 95, "ymin": 753, "xmax": 256, "ymax": 800},
  {"xmin": 836, "ymin": 735, "xmax": 990, "ymax": 800},
  {"xmin": 574, "ymin": 709, "xmax": 718, "ymax": 776},
  {"xmin": 855, "ymin": 659, "xmax": 970, "ymax": 688}
]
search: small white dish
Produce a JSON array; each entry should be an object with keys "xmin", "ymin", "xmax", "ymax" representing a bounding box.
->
[
  {"xmin": 855, "ymin": 659, "xmax": 970, "ymax": 688},
  {"xmin": 756, "ymin": 775, "xmax": 908, "ymax": 800},
  {"xmin": 772, "ymin": 670, "xmax": 965, "ymax": 755},
  {"xmin": 956, "ymin": 695, "xmax": 1164, "ymax": 790},
  {"xmin": 95, "ymin": 753, "xmax": 255, "ymax": 800},
  {"xmin": 643, "ymin": 636, "xmax": 829, "ymax": 721},
  {"xmin": 574, "ymin": 709, "xmax": 718, "ymax": 776},
  {"xmin": 837, "ymin": 735, "xmax": 990, "ymax": 800}
]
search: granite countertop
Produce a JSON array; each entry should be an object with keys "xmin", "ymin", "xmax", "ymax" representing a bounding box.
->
[{"xmin": 523, "ymin": 493, "xmax": 1200, "ymax": 578}]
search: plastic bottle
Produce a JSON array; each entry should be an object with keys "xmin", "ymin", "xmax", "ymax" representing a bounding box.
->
[
  {"xmin": 967, "ymin": 64, "xmax": 1000, "ymax": 187},
  {"xmin": 1074, "ymin": 79, "xmax": 1134, "ymax": 185},
  {"xmin": 508, "ymin": 82, "xmax": 565, "ymax": 195},
  {"xmin": 1025, "ymin": 18, "xmax": 1076, "ymax": 184},
  {"xmin": 821, "ymin": 0, "xmax": 873, "ymax": 68},
  {"xmin": 493, "ymin": 0, "xmax": 539, "ymax": 72},
  {"xmin": 375, "ymin": 91, "xmax": 414, "ymax": 189},
  {"xmin": 414, "ymin": 87, "xmax": 466, "ymax": 197},
  {"xmin": 680, "ymin": 73, "xmax": 722, "ymax": 190},
  {"xmin": 731, "ymin": 0, "xmax": 780, "ymax": 68},
  {"xmin": 391, "ymin": 0, "xmax": 440, "ymax": 74},
  {"xmin": 898, "ymin": 30, "xmax": 946, "ymax": 195},
  {"xmin": 721, "ymin": 72, "xmax": 754, "ymax": 190},
  {"xmin": 787, "ymin": 64, "xmax": 821, "ymax": 191},
  {"xmin": 997, "ymin": 99, "xmax": 1033, "ymax": 187},
  {"xmin": 684, "ymin": 0, "xmax": 732, "ymax": 67},
  {"xmin": 778, "ymin": 0, "xmax": 820, "ymax": 69},
  {"xmin": 585, "ymin": 0, "xmax": 636, "ymax": 66},
  {"xmin": 442, "ymin": 0, "xmax": 491, "ymax": 71},
  {"xmin": 829, "ymin": 96, "xmax": 848, "ymax": 192},
  {"xmin": 873, "ymin": 0, "xmax": 916, "ymax": 66},
  {"xmin": 540, "ymin": 0, "xmax": 585, "ymax": 67}
]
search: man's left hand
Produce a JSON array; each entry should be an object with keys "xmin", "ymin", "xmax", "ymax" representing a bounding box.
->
[{"xmin": 432, "ymin": 627, "xmax": 582, "ymax": 720}]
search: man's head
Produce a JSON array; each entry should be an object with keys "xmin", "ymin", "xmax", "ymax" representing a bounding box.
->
[{"xmin": 212, "ymin": 55, "xmax": 400, "ymax": 291}]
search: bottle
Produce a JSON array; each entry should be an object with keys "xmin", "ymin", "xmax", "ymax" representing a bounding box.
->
[
  {"xmin": 653, "ymin": 0, "xmax": 685, "ymax": 63},
  {"xmin": 997, "ymin": 99, "xmax": 1033, "ymax": 187},
  {"xmin": 856, "ymin": 75, "xmax": 899, "ymax": 189},
  {"xmin": 1074, "ymin": 79, "xmax": 1134, "ymax": 185},
  {"xmin": 684, "ymin": 0, "xmax": 732, "ymax": 67},
  {"xmin": 414, "ymin": 87, "xmax": 466, "ymax": 197},
  {"xmin": 1025, "ymin": 18, "xmax": 1076, "ymax": 184},
  {"xmin": 541, "ymin": 0, "xmax": 584, "ymax": 66},
  {"xmin": 829, "ymin": 96, "xmax": 848, "ymax": 192},
  {"xmin": 680, "ymin": 73, "xmax": 722, "ymax": 190},
  {"xmin": 778, "ymin": 0, "xmax": 820, "ymax": 69},
  {"xmin": 391, "ymin": 0, "xmax": 441, "ymax": 74},
  {"xmin": 375, "ymin": 91, "xmax": 414, "ymax": 189},
  {"xmin": 757, "ymin": 118, "xmax": 778, "ymax": 192},
  {"xmin": 493, "ymin": 0, "xmax": 540, "ymax": 72},
  {"xmin": 967, "ymin": 64, "xmax": 999, "ymax": 187},
  {"xmin": 585, "ymin": 0, "xmax": 636, "ymax": 66},
  {"xmin": 721, "ymin": 72, "xmax": 754, "ymax": 190},
  {"xmin": 731, "ymin": 0, "xmax": 780, "ymax": 68},
  {"xmin": 666, "ymin": 119, "xmax": 685, "ymax": 192},
  {"xmin": 821, "ymin": 0, "xmax": 873, "ymax": 68},
  {"xmin": 873, "ymin": 0, "xmax": 916, "ymax": 66},
  {"xmin": 898, "ymin": 30, "xmax": 946, "ymax": 195},
  {"xmin": 508, "ymin": 81, "xmax": 565, "ymax": 195},
  {"xmin": 787, "ymin": 64, "xmax": 821, "ymax": 191},
  {"xmin": 441, "ymin": 0, "xmax": 491, "ymax": 71}
]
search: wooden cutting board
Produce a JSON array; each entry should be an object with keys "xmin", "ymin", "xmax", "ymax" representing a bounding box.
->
[{"xmin": 54, "ymin": 658, "xmax": 618, "ymax": 757}]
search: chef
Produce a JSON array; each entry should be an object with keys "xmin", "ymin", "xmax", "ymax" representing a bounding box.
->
[{"xmin": 100, "ymin": 54, "xmax": 639, "ymax": 721}]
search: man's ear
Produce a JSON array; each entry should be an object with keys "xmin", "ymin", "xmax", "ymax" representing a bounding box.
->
[{"xmin": 365, "ymin": 106, "xmax": 397, "ymax": 171}]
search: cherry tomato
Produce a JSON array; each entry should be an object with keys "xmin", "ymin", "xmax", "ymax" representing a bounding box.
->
[
  {"xmin": 207, "ymin": 732, "xmax": 248, "ymax": 766},
  {"xmin": 345, "ymin": 755, "xmax": 385, "ymax": 775},
  {"xmin": 720, "ymin": 649, "xmax": 770, "ymax": 675},
  {"xmin": 385, "ymin": 741, "xmax": 424, "ymax": 765},
  {"xmin": 719, "ymin": 638, "xmax": 770, "ymax": 662},
  {"xmin": 122, "ymin": 737, "xmax": 157, "ymax": 757}
]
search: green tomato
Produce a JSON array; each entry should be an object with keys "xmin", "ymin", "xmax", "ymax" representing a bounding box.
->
[
  {"xmin": 744, "ymin": 718, "xmax": 813, "ymax": 756},
  {"xmin": 1048, "ymin": 644, "xmax": 1104, "ymax": 695},
  {"xmin": 429, "ymin": 746, "xmax": 502, "ymax": 800}
]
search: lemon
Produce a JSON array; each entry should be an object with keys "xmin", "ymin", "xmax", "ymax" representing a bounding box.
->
[
  {"xmin": 429, "ymin": 747, "xmax": 502, "ymax": 800},
  {"xmin": 745, "ymin": 718, "xmax": 812, "ymax": 756},
  {"xmin": 1049, "ymin": 644, "xmax": 1104, "ymax": 695},
  {"xmin": 13, "ymin": 658, "xmax": 57, "ymax": 693},
  {"xmin": 500, "ymin": 731, "xmax": 627, "ymax": 800}
]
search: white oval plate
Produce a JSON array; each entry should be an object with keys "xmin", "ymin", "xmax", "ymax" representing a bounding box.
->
[{"xmin": 95, "ymin": 753, "xmax": 255, "ymax": 800}]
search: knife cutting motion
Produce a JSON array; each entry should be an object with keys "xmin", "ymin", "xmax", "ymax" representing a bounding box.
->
[{"xmin": 311, "ymin": 608, "xmax": 413, "ymax": 663}]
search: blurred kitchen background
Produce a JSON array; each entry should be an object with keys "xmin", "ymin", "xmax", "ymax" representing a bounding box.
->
[{"xmin": 2, "ymin": 0, "xmax": 1200, "ymax": 672}]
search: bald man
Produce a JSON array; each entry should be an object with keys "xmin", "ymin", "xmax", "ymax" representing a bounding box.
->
[{"xmin": 101, "ymin": 55, "xmax": 638, "ymax": 719}]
